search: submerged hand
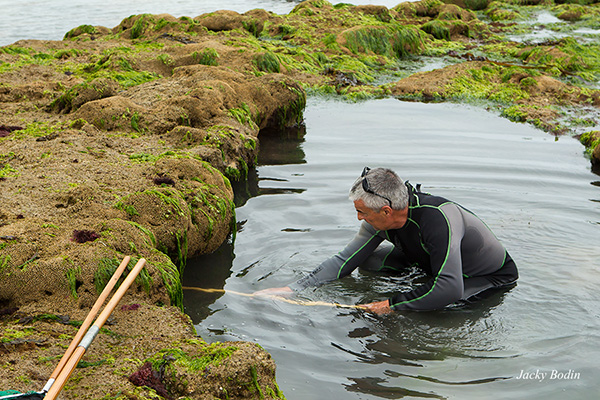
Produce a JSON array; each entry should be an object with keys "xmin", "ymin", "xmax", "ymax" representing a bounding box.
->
[
  {"xmin": 253, "ymin": 286, "xmax": 293, "ymax": 297},
  {"xmin": 360, "ymin": 300, "xmax": 393, "ymax": 315}
]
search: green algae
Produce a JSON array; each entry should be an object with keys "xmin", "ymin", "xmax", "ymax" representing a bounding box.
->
[
  {"xmin": 157, "ymin": 53, "xmax": 175, "ymax": 67},
  {"xmin": 112, "ymin": 173, "xmax": 233, "ymax": 291},
  {"xmin": 500, "ymin": 104, "xmax": 529, "ymax": 122},
  {"xmin": 343, "ymin": 25, "xmax": 424, "ymax": 59},
  {"xmin": 0, "ymin": 255, "xmax": 11, "ymax": 276},
  {"xmin": 197, "ymin": 208, "xmax": 215, "ymax": 240},
  {"xmin": 64, "ymin": 259, "xmax": 81, "ymax": 299},
  {"xmin": 64, "ymin": 25, "xmax": 98, "ymax": 39},
  {"xmin": 243, "ymin": 19, "xmax": 264, "ymax": 38},
  {"xmin": 49, "ymin": 81, "xmax": 105, "ymax": 113},
  {"xmin": 149, "ymin": 252, "xmax": 183, "ymax": 310},
  {"xmin": 249, "ymin": 365, "xmax": 264, "ymax": 399},
  {"xmin": 477, "ymin": 4, "xmax": 600, "ymax": 81},
  {"xmin": 225, "ymin": 159, "xmax": 249, "ymax": 181},
  {"xmin": 128, "ymin": 153, "xmax": 163, "ymax": 163},
  {"xmin": 191, "ymin": 182, "xmax": 234, "ymax": 223},
  {"xmin": 0, "ymin": 46, "xmax": 33, "ymax": 56},
  {"xmin": 274, "ymin": 49, "xmax": 326, "ymax": 76},
  {"xmin": 228, "ymin": 103, "xmax": 259, "ymax": 130},
  {"xmin": 57, "ymin": 48, "xmax": 161, "ymax": 89},
  {"xmin": 174, "ymin": 230, "xmax": 188, "ymax": 274},
  {"xmin": 116, "ymin": 202, "xmax": 140, "ymax": 217},
  {"xmin": 422, "ymin": 20, "xmax": 451, "ymax": 40},
  {"xmin": 130, "ymin": 112, "xmax": 142, "ymax": 133},
  {"xmin": 140, "ymin": 188, "xmax": 187, "ymax": 218},
  {"xmin": 275, "ymin": 82, "xmax": 306, "ymax": 129},
  {"xmin": 126, "ymin": 221, "xmax": 157, "ymax": 247},
  {"xmin": 0, "ymin": 47, "xmax": 86, "ymax": 75},
  {"xmin": 95, "ymin": 256, "xmax": 153, "ymax": 296},
  {"xmin": 204, "ymin": 125, "xmax": 240, "ymax": 152},
  {"xmin": 579, "ymin": 130, "xmax": 600, "ymax": 157},
  {"xmin": 393, "ymin": 0, "xmax": 444, "ymax": 16},
  {"xmin": 0, "ymin": 164, "xmax": 18, "ymax": 179},
  {"xmin": 447, "ymin": 65, "xmax": 531, "ymax": 103},
  {"xmin": 5, "ymin": 122, "xmax": 61, "ymax": 140},
  {"xmin": 273, "ymin": 24, "xmax": 297, "ymax": 38},
  {"xmin": 148, "ymin": 342, "xmax": 238, "ymax": 373},
  {"xmin": 1, "ymin": 327, "xmax": 35, "ymax": 343},
  {"xmin": 192, "ymin": 48, "xmax": 220, "ymax": 66},
  {"xmin": 254, "ymin": 51, "xmax": 281, "ymax": 73},
  {"xmin": 131, "ymin": 15, "xmax": 150, "ymax": 39}
]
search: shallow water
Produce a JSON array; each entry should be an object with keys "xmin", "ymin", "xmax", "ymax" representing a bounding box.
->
[
  {"xmin": 504, "ymin": 10, "xmax": 600, "ymax": 45},
  {"xmin": 184, "ymin": 98, "xmax": 600, "ymax": 399}
]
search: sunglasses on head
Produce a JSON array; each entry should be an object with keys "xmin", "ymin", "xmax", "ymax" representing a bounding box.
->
[{"xmin": 361, "ymin": 167, "xmax": 392, "ymax": 207}]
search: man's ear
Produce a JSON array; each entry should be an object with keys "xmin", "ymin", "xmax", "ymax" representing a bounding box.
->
[{"xmin": 382, "ymin": 205, "xmax": 392, "ymax": 216}]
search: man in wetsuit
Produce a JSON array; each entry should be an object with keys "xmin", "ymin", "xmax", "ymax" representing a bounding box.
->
[{"xmin": 255, "ymin": 167, "xmax": 518, "ymax": 314}]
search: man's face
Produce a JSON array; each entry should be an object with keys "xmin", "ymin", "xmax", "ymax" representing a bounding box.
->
[{"xmin": 353, "ymin": 199, "xmax": 389, "ymax": 231}]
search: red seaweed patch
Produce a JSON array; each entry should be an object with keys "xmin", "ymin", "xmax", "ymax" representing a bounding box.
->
[
  {"xmin": 129, "ymin": 361, "xmax": 170, "ymax": 398},
  {"xmin": 0, "ymin": 125, "xmax": 23, "ymax": 138},
  {"xmin": 153, "ymin": 175, "xmax": 176, "ymax": 186},
  {"xmin": 71, "ymin": 229, "xmax": 100, "ymax": 243}
]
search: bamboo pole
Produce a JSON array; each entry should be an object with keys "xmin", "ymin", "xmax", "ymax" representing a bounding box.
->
[
  {"xmin": 44, "ymin": 258, "xmax": 147, "ymax": 400},
  {"xmin": 41, "ymin": 256, "xmax": 132, "ymax": 394},
  {"xmin": 182, "ymin": 286, "xmax": 366, "ymax": 310}
]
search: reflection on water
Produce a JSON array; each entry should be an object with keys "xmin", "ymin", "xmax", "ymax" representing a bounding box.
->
[
  {"xmin": 183, "ymin": 240, "xmax": 234, "ymax": 322},
  {"xmin": 184, "ymin": 98, "xmax": 600, "ymax": 399},
  {"xmin": 230, "ymin": 124, "xmax": 306, "ymax": 207}
]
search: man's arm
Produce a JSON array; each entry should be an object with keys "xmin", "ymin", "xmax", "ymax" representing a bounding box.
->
[
  {"xmin": 288, "ymin": 221, "xmax": 384, "ymax": 291},
  {"xmin": 254, "ymin": 222, "xmax": 384, "ymax": 296}
]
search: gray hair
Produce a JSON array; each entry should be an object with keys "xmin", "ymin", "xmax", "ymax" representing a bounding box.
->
[{"xmin": 349, "ymin": 167, "xmax": 408, "ymax": 210}]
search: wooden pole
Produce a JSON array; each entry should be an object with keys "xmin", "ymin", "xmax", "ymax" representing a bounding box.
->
[
  {"xmin": 182, "ymin": 286, "xmax": 366, "ymax": 310},
  {"xmin": 42, "ymin": 256, "xmax": 131, "ymax": 393},
  {"xmin": 44, "ymin": 258, "xmax": 147, "ymax": 400}
]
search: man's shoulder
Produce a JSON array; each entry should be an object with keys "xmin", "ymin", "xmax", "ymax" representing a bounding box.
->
[{"xmin": 413, "ymin": 192, "xmax": 454, "ymax": 209}]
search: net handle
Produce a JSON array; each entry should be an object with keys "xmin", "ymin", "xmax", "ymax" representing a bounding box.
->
[{"xmin": 43, "ymin": 258, "xmax": 146, "ymax": 400}]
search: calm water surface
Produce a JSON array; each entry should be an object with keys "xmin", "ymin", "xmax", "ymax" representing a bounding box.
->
[{"xmin": 184, "ymin": 98, "xmax": 600, "ymax": 399}]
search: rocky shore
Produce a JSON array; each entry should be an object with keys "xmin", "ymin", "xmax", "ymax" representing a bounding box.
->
[{"xmin": 1, "ymin": 0, "xmax": 599, "ymax": 398}]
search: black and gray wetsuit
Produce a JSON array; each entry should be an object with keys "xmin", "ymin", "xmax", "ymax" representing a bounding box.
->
[{"xmin": 288, "ymin": 184, "xmax": 518, "ymax": 311}]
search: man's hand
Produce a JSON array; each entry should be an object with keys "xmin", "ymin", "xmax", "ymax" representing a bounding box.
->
[
  {"xmin": 360, "ymin": 300, "xmax": 393, "ymax": 315},
  {"xmin": 253, "ymin": 286, "xmax": 293, "ymax": 297}
]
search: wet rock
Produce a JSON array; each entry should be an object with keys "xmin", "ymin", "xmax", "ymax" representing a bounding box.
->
[
  {"xmin": 49, "ymin": 78, "xmax": 120, "ymax": 113},
  {"xmin": 0, "ymin": 338, "xmax": 48, "ymax": 354},
  {"xmin": 355, "ymin": 5, "xmax": 394, "ymax": 23},
  {"xmin": 196, "ymin": 10, "xmax": 241, "ymax": 31}
]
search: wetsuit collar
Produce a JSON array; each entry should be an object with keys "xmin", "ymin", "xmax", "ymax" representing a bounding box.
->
[
  {"xmin": 405, "ymin": 181, "xmax": 419, "ymax": 209},
  {"xmin": 395, "ymin": 181, "xmax": 419, "ymax": 229}
]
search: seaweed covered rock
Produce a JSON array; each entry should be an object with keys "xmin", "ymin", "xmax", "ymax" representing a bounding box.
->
[
  {"xmin": 133, "ymin": 340, "xmax": 284, "ymax": 399},
  {"xmin": 0, "ymin": 303, "xmax": 284, "ymax": 399},
  {"xmin": 0, "ymin": 132, "xmax": 235, "ymax": 310},
  {"xmin": 194, "ymin": 10, "xmax": 246, "ymax": 32},
  {"xmin": 580, "ymin": 131, "xmax": 600, "ymax": 164},
  {"xmin": 74, "ymin": 64, "xmax": 305, "ymax": 135},
  {"xmin": 355, "ymin": 5, "xmax": 396, "ymax": 22},
  {"xmin": 49, "ymin": 78, "xmax": 120, "ymax": 113}
]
